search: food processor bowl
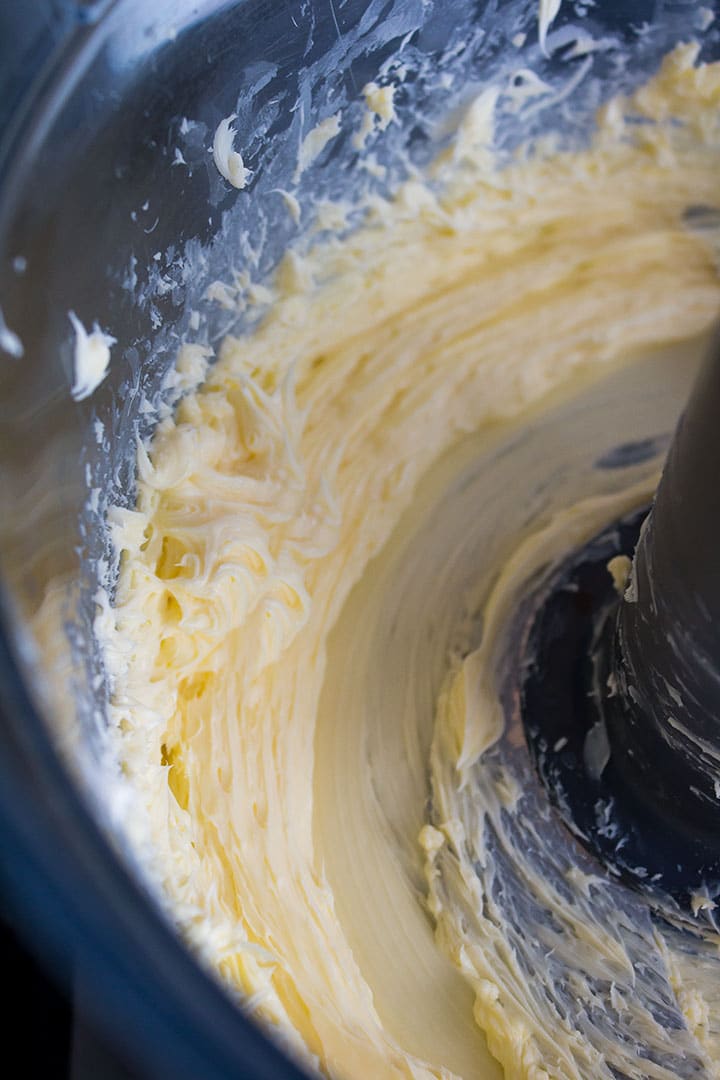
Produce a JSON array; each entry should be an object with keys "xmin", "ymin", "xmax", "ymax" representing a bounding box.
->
[{"xmin": 1, "ymin": 1, "xmax": 719, "ymax": 1076}]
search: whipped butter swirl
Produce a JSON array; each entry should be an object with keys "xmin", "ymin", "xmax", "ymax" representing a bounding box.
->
[{"xmin": 103, "ymin": 46, "xmax": 720, "ymax": 1079}]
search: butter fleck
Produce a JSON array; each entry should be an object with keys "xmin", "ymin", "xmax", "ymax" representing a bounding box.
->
[
  {"xmin": 0, "ymin": 305, "xmax": 23, "ymax": 358},
  {"xmin": 212, "ymin": 115, "xmax": 252, "ymax": 190},
  {"xmin": 538, "ymin": 0, "xmax": 562, "ymax": 55},
  {"xmin": 69, "ymin": 311, "xmax": 116, "ymax": 401},
  {"xmin": 606, "ymin": 554, "xmax": 632, "ymax": 596},
  {"xmin": 295, "ymin": 114, "xmax": 342, "ymax": 181}
]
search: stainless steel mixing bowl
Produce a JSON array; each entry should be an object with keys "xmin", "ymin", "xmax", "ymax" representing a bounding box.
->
[{"xmin": 1, "ymin": 2, "xmax": 717, "ymax": 1075}]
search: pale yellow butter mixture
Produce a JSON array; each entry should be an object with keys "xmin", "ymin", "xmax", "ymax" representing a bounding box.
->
[{"xmin": 104, "ymin": 46, "xmax": 720, "ymax": 1079}]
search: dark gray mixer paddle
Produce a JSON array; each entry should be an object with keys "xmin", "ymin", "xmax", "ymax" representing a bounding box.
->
[{"xmin": 522, "ymin": 334, "xmax": 720, "ymax": 913}]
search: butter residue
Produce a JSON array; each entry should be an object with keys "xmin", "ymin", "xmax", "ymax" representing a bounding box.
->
[
  {"xmin": 69, "ymin": 311, "xmax": 116, "ymax": 402},
  {"xmin": 353, "ymin": 82, "xmax": 396, "ymax": 150},
  {"xmin": 212, "ymin": 114, "xmax": 252, "ymax": 190},
  {"xmin": 102, "ymin": 43, "xmax": 720, "ymax": 1080},
  {"xmin": 607, "ymin": 553, "xmax": 632, "ymax": 596},
  {"xmin": 691, "ymin": 891, "xmax": 719, "ymax": 916},
  {"xmin": 539, "ymin": 0, "xmax": 562, "ymax": 54},
  {"xmin": 0, "ymin": 304, "xmax": 23, "ymax": 358},
  {"xmin": 453, "ymin": 87, "xmax": 499, "ymax": 166},
  {"xmin": 698, "ymin": 7, "xmax": 715, "ymax": 31},
  {"xmin": 294, "ymin": 113, "xmax": 342, "ymax": 181},
  {"xmin": 275, "ymin": 188, "xmax": 302, "ymax": 225}
]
